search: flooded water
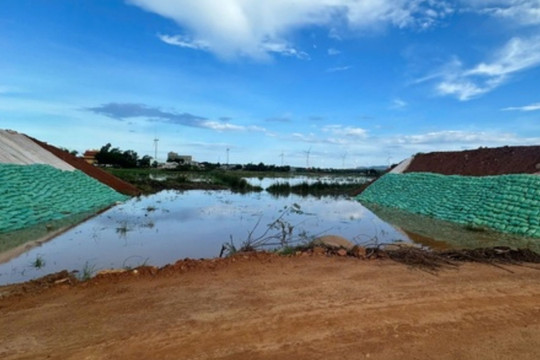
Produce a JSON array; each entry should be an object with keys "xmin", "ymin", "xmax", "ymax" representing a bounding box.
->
[
  {"xmin": 0, "ymin": 189, "xmax": 405, "ymax": 285},
  {"xmin": 245, "ymin": 175, "xmax": 369, "ymax": 189},
  {"xmin": 1, "ymin": 180, "xmax": 538, "ymax": 285}
]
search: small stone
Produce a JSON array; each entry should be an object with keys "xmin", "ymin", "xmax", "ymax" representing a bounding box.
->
[
  {"xmin": 350, "ymin": 245, "xmax": 366, "ymax": 259},
  {"xmin": 313, "ymin": 235, "xmax": 354, "ymax": 250},
  {"xmin": 336, "ymin": 249, "xmax": 347, "ymax": 256},
  {"xmin": 312, "ymin": 246, "xmax": 326, "ymax": 255},
  {"xmin": 132, "ymin": 269, "xmax": 139, "ymax": 275}
]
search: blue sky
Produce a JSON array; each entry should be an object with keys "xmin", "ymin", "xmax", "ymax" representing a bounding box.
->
[{"xmin": 1, "ymin": 0, "xmax": 539, "ymax": 167}]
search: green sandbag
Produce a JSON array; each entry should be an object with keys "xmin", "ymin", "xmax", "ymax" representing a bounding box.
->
[
  {"xmin": 357, "ymin": 172, "xmax": 540, "ymax": 238},
  {"xmin": 0, "ymin": 164, "xmax": 128, "ymax": 233}
]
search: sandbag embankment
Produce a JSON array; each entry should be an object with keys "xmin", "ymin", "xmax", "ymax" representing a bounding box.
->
[
  {"xmin": 357, "ymin": 173, "xmax": 540, "ymax": 238},
  {"xmin": 28, "ymin": 136, "xmax": 140, "ymax": 196},
  {"xmin": 0, "ymin": 164, "xmax": 128, "ymax": 233}
]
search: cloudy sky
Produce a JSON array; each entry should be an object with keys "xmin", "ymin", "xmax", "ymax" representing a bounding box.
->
[{"xmin": 1, "ymin": 0, "xmax": 539, "ymax": 167}]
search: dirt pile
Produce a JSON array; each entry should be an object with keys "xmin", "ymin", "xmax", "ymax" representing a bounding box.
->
[{"xmin": 404, "ymin": 145, "xmax": 540, "ymax": 175}]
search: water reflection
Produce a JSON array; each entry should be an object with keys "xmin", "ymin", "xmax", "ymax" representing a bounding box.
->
[
  {"xmin": 0, "ymin": 190, "xmax": 405, "ymax": 285},
  {"xmin": 365, "ymin": 204, "xmax": 540, "ymax": 252},
  {"xmin": 245, "ymin": 175, "xmax": 369, "ymax": 189}
]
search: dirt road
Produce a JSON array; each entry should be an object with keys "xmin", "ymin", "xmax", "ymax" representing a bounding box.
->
[{"xmin": 1, "ymin": 254, "xmax": 539, "ymax": 359}]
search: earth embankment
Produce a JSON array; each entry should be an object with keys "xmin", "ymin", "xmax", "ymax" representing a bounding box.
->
[
  {"xmin": 403, "ymin": 145, "xmax": 540, "ymax": 175},
  {"xmin": 1, "ymin": 254, "xmax": 539, "ymax": 360}
]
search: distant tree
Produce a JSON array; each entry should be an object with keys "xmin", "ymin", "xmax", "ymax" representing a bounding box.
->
[
  {"xmin": 120, "ymin": 150, "xmax": 139, "ymax": 168},
  {"xmin": 95, "ymin": 143, "xmax": 112, "ymax": 165},
  {"xmin": 95, "ymin": 143, "xmax": 140, "ymax": 168},
  {"xmin": 138, "ymin": 155, "xmax": 153, "ymax": 168},
  {"xmin": 60, "ymin": 147, "xmax": 79, "ymax": 156}
]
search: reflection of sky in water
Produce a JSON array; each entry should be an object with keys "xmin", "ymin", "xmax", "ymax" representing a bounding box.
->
[
  {"xmin": 245, "ymin": 176, "xmax": 369, "ymax": 189},
  {"xmin": 0, "ymin": 190, "xmax": 405, "ymax": 285}
]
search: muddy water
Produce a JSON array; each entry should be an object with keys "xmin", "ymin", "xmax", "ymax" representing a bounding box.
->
[
  {"xmin": 1, "ymin": 182, "xmax": 538, "ymax": 286},
  {"xmin": 0, "ymin": 189, "xmax": 406, "ymax": 285}
]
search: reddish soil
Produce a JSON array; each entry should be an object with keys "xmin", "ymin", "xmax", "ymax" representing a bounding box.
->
[
  {"xmin": 27, "ymin": 136, "xmax": 140, "ymax": 196},
  {"xmin": 1, "ymin": 253, "xmax": 539, "ymax": 360},
  {"xmin": 404, "ymin": 145, "xmax": 540, "ymax": 176}
]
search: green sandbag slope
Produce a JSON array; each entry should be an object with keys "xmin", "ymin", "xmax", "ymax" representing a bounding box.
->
[
  {"xmin": 357, "ymin": 173, "xmax": 540, "ymax": 238},
  {"xmin": 0, "ymin": 163, "xmax": 129, "ymax": 233}
]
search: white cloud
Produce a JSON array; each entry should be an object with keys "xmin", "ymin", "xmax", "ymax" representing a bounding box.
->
[
  {"xmin": 322, "ymin": 125, "xmax": 368, "ymax": 138},
  {"xmin": 128, "ymin": 0, "xmax": 453, "ymax": 60},
  {"xmin": 200, "ymin": 121, "xmax": 245, "ymax": 132},
  {"xmin": 391, "ymin": 98, "xmax": 408, "ymax": 109},
  {"xmin": 328, "ymin": 28, "xmax": 342, "ymax": 40},
  {"xmin": 427, "ymin": 36, "xmax": 540, "ymax": 100},
  {"xmin": 201, "ymin": 121, "xmax": 268, "ymax": 133},
  {"xmin": 160, "ymin": 33, "xmax": 308, "ymax": 59},
  {"xmin": 502, "ymin": 102, "xmax": 540, "ymax": 111},
  {"xmin": 326, "ymin": 65, "xmax": 352, "ymax": 73},
  {"xmin": 158, "ymin": 34, "xmax": 210, "ymax": 50},
  {"xmin": 328, "ymin": 48, "xmax": 341, "ymax": 56},
  {"xmin": 392, "ymin": 129, "xmax": 540, "ymax": 146},
  {"xmin": 285, "ymin": 126, "xmax": 540, "ymax": 167},
  {"xmin": 396, "ymin": 130, "xmax": 502, "ymax": 144},
  {"xmin": 465, "ymin": 0, "xmax": 540, "ymax": 25},
  {"xmin": 261, "ymin": 41, "xmax": 310, "ymax": 59}
]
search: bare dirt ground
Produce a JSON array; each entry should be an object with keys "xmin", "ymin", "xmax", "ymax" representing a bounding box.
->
[{"xmin": 1, "ymin": 253, "xmax": 539, "ymax": 360}]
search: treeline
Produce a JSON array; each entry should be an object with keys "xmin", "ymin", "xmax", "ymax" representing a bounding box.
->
[
  {"xmin": 95, "ymin": 143, "xmax": 155, "ymax": 168},
  {"xmin": 240, "ymin": 162, "xmax": 291, "ymax": 172}
]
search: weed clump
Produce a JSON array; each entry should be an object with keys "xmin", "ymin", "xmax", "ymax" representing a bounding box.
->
[{"xmin": 31, "ymin": 255, "xmax": 46, "ymax": 269}]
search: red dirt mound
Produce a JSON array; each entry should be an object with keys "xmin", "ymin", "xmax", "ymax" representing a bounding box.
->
[
  {"xmin": 27, "ymin": 136, "xmax": 140, "ymax": 196},
  {"xmin": 404, "ymin": 145, "xmax": 540, "ymax": 176}
]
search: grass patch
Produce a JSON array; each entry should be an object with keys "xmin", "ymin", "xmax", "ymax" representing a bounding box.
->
[
  {"xmin": 79, "ymin": 261, "xmax": 96, "ymax": 281},
  {"xmin": 31, "ymin": 255, "xmax": 46, "ymax": 269},
  {"xmin": 122, "ymin": 256, "xmax": 150, "ymax": 270},
  {"xmin": 116, "ymin": 221, "xmax": 131, "ymax": 238},
  {"xmin": 211, "ymin": 172, "xmax": 263, "ymax": 193}
]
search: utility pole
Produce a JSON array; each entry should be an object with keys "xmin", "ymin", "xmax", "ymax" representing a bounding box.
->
[
  {"xmin": 226, "ymin": 148, "xmax": 230, "ymax": 165},
  {"xmin": 305, "ymin": 147, "xmax": 311, "ymax": 168},
  {"xmin": 153, "ymin": 138, "xmax": 159, "ymax": 162}
]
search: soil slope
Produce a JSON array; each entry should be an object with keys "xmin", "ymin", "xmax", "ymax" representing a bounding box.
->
[
  {"xmin": 404, "ymin": 145, "xmax": 540, "ymax": 175},
  {"xmin": 28, "ymin": 136, "xmax": 140, "ymax": 196},
  {"xmin": 1, "ymin": 254, "xmax": 539, "ymax": 360}
]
